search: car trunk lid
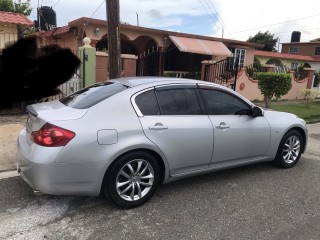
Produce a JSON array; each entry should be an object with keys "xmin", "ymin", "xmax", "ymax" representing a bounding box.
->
[{"xmin": 25, "ymin": 101, "xmax": 87, "ymax": 146}]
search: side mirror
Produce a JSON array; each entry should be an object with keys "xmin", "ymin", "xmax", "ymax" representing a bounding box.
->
[{"xmin": 252, "ymin": 106, "xmax": 263, "ymax": 117}]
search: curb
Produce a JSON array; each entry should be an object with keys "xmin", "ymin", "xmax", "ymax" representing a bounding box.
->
[
  {"xmin": 0, "ymin": 170, "xmax": 19, "ymax": 180},
  {"xmin": 306, "ymin": 120, "xmax": 320, "ymax": 124}
]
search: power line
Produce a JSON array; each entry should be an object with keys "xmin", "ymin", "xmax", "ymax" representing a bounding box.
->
[
  {"xmin": 203, "ymin": 0, "xmax": 220, "ymax": 26},
  {"xmin": 198, "ymin": 0, "xmax": 219, "ymax": 26},
  {"xmin": 53, "ymin": 0, "xmax": 62, "ymax": 8},
  {"xmin": 266, "ymin": 27, "xmax": 320, "ymax": 36},
  {"xmin": 199, "ymin": 0, "xmax": 221, "ymax": 32},
  {"xmin": 206, "ymin": 0, "xmax": 226, "ymax": 28},
  {"xmin": 234, "ymin": 27, "xmax": 320, "ymax": 37},
  {"xmin": 81, "ymin": 0, "xmax": 105, "ymax": 39},
  {"xmin": 229, "ymin": 13, "xmax": 320, "ymax": 35},
  {"xmin": 205, "ymin": 0, "xmax": 236, "ymax": 38}
]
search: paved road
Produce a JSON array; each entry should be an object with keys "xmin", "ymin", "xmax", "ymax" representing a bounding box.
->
[
  {"xmin": 0, "ymin": 153, "xmax": 320, "ymax": 240},
  {"xmin": 0, "ymin": 123, "xmax": 319, "ymax": 240}
]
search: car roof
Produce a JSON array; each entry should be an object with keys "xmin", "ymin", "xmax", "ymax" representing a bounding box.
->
[
  {"xmin": 109, "ymin": 77, "xmax": 253, "ymax": 106},
  {"xmin": 110, "ymin": 77, "xmax": 203, "ymax": 87}
]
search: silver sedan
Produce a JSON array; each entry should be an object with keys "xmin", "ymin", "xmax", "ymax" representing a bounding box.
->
[{"xmin": 17, "ymin": 77, "xmax": 308, "ymax": 208}]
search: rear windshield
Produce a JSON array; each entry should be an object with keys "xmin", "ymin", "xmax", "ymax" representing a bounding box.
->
[{"xmin": 60, "ymin": 82, "xmax": 128, "ymax": 109}]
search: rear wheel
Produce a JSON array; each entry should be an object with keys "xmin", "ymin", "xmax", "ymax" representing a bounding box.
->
[
  {"xmin": 104, "ymin": 151, "xmax": 161, "ymax": 208},
  {"xmin": 274, "ymin": 130, "xmax": 303, "ymax": 168}
]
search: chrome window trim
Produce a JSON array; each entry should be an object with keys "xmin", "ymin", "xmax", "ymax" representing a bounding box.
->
[
  {"xmin": 197, "ymin": 83, "xmax": 254, "ymax": 107},
  {"xmin": 131, "ymin": 87, "xmax": 155, "ymax": 117},
  {"xmin": 131, "ymin": 83, "xmax": 198, "ymax": 117}
]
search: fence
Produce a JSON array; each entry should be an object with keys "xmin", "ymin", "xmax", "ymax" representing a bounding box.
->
[
  {"xmin": 245, "ymin": 62, "xmax": 267, "ymax": 78},
  {"xmin": 38, "ymin": 79, "xmax": 83, "ymax": 102},
  {"xmin": 0, "ymin": 77, "xmax": 83, "ymax": 115},
  {"xmin": 203, "ymin": 57, "xmax": 239, "ymax": 90}
]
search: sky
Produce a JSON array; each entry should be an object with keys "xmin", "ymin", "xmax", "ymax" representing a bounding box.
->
[{"xmin": 29, "ymin": 0, "xmax": 320, "ymax": 47}]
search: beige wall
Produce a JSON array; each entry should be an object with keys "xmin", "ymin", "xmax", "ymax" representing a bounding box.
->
[
  {"xmin": 244, "ymin": 48, "xmax": 255, "ymax": 66},
  {"xmin": 56, "ymin": 32, "xmax": 79, "ymax": 51},
  {"xmin": 0, "ymin": 25, "xmax": 17, "ymax": 51},
  {"xmin": 235, "ymin": 68, "xmax": 309, "ymax": 101},
  {"xmin": 96, "ymin": 52, "xmax": 137, "ymax": 82},
  {"xmin": 39, "ymin": 31, "xmax": 79, "ymax": 51}
]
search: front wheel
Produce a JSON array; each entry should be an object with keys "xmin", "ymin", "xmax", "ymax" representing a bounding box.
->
[
  {"xmin": 274, "ymin": 130, "xmax": 304, "ymax": 168},
  {"xmin": 104, "ymin": 151, "xmax": 161, "ymax": 208}
]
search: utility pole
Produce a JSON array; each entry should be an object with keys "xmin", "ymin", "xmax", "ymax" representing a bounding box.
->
[
  {"xmin": 106, "ymin": 0, "xmax": 121, "ymax": 79},
  {"xmin": 136, "ymin": 12, "xmax": 139, "ymax": 26}
]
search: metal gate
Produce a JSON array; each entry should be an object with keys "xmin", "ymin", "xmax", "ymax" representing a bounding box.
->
[{"xmin": 203, "ymin": 57, "xmax": 240, "ymax": 90}]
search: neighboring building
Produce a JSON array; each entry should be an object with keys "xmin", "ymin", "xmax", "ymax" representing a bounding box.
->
[
  {"xmin": 37, "ymin": 17, "xmax": 262, "ymax": 77},
  {"xmin": 0, "ymin": 11, "xmax": 32, "ymax": 52},
  {"xmin": 282, "ymin": 41, "xmax": 320, "ymax": 58},
  {"xmin": 255, "ymin": 50, "xmax": 320, "ymax": 72},
  {"xmin": 281, "ymin": 32, "xmax": 320, "ymax": 58}
]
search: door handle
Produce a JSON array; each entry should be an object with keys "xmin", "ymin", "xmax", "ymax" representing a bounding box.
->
[
  {"xmin": 216, "ymin": 122, "xmax": 230, "ymax": 129},
  {"xmin": 149, "ymin": 123, "xmax": 168, "ymax": 130}
]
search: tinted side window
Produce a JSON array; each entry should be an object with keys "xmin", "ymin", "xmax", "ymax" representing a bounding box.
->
[
  {"xmin": 135, "ymin": 90, "xmax": 160, "ymax": 115},
  {"xmin": 60, "ymin": 82, "xmax": 128, "ymax": 109},
  {"xmin": 200, "ymin": 89, "xmax": 250, "ymax": 115},
  {"xmin": 156, "ymin": 88, "xmax": 201, "ymax": 115}
]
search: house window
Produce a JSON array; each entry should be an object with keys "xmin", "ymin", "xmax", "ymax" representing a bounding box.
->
[
  {"xmin": 229, "ymin": 48, "xmax": 246, "ymax": 68},
  {"xmin": 315, "ymin": 47, "xmax": 320, "ymax": 55},
  {"xmin": 291, "ymin": 62, "xmax": 298, "ymax": 70},
  {"xmin": 289, "ymin": 47, "xmax": 298, "ymax": 55}
]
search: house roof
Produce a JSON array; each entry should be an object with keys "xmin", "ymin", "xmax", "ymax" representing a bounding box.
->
[
  {"xmin": 39, "ymin": 26, "xmax": 72, "ymax": 38},
  {"xmin": 67, "ymin": 17, "xmax": 264, "ymax": 49},
  {"xmin": 281, "ymin": 41, "xmax": 320, "ymax": 45},
  {"xmin": 0, "ymin": 11, "xmax": 32, "ymax": 26},
  {"xmin": 255, "ymin": 50, "xmax": 320, "ymax": 62},
  {"xmin": 310, "ymin": 37, "xmax": 320, "ymax": 42}
]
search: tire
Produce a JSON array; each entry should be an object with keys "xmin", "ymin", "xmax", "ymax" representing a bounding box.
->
[
  {"xmin": 104, "ymin": 151, "xmax": 161, "ymax": 208},
  {"xmin": 274, "ymin": 130, "xmax": 304, "ymax": 168}
]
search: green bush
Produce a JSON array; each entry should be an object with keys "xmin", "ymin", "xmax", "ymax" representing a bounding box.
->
[
  {"xmin": 300, "ymin": 88, "xmax": 320, "ymax": 106},
  {"xmin": 257, "ymin": 72, "xmax": 292, "ymax": 108}
]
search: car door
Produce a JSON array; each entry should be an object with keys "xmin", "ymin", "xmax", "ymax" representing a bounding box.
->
[
  {"xmin": 133, "ymin": 85, "xmax": 214, "ymax": 176},
  {"xmin": 198, "ymin": 86, "xmax": 271, "ymax": 165}
]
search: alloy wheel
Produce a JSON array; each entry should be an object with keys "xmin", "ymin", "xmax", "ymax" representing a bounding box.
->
[
  {"xmin": 282, "ymin": 135, "xmax": 301, "ymax": 164},
  {"xmin": 116, "ymin": 159, "xmax": 154, "ymax": 201}
]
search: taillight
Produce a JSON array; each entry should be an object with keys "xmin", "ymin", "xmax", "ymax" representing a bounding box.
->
[{"xmin": 31, "ymin": 123, "xmax": 75, "ymax": 147}]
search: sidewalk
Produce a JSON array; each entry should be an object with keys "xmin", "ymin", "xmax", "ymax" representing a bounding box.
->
[
  {"xmin": 0, "ymin": 114, "xmax": 319, "ymax": 173},
  {"xmin": 0, "ymin": 114, "xmax": 27, "ymax": 172}
]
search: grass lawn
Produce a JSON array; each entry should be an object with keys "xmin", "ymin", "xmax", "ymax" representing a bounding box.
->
[{"xmin": 269, "ymin": 101, "xmax": 320, "ymax": 121}]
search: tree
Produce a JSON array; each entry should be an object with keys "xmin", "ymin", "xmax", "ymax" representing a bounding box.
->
[
  {"xmin": 247, "ymin": 31, "xmax": 278, "ymax": 52},
  {"xmin": 0, "ymin": 0, "xmax": 32, "ymax": 16},
  {"xmin": 257, "ymin": 72, "xmax": 292, "ymax": 108}
]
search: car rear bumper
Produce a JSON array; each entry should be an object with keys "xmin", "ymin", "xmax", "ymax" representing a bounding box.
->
[{"xmin": 17, "ymin": 128, "xmax": 104, "ymax": 196}]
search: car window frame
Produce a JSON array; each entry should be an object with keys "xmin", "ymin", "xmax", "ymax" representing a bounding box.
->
[
  {"xmin": 132, "ymin": 84, "xmax": 205, "ymax": 117},
  {"xmin": 155, "ymin": 85, "xmax": 204, "ymax": 116},
  {"xmin": 197, "ymin": 84, "xmax": 253, "ymax": 115},
  {"xmin": 131, "ymin": 87, "xmax": 158, "ymax": 117}
]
